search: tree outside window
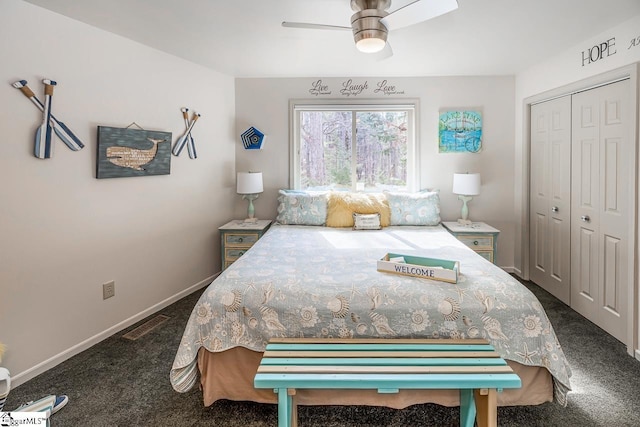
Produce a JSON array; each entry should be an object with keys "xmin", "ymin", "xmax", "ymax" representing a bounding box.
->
[{"xmin": 293, "ymin": 102, "xmax": 416, "ymax": 192}]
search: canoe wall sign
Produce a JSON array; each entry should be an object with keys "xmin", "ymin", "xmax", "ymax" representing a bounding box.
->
[{"xmin": 96, "ymin": 126, "xmax": 172, "ymax": 179}]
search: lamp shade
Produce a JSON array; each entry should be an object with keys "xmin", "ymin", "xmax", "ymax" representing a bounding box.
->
[
  {"xmin": 237, "ymin": 172, "xmax": 263, "ymax": 194},
  {"xmin": 452, "ymin": 173, "xmax": 481, "ymax": 196}
]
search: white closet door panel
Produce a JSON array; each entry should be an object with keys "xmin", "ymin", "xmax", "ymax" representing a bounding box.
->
[
  {"xmin": 571, "ymin": 89, "xmax": 600, "ymax": 320},
  {"xmin": 572, "ymin": 224, "xmax": 597, "ymax": 322},
  {"xmin": 550, "ymin": 217, "xmax": 566, "ymax": 281},
  {"xmin": 603, "ymin": 235, "xmax": 620, "ymax": 311},
  {"xmin": 571, "ymin": 79, "xmax": 629, "ymax": 344},
  {"xmin": 532, "ymin": 213, "xmax": 546, "ymax": 273},
  {"xmin": 530, "ymin": 96, "xmax": 571, "ymax": 304},
  {"xmin": 597, "ymin": 81, "xmax": 629, "ymax": 343},
  {"xmin": 530, "ymin": 105, "xmax": 549, "ymax": 284}
]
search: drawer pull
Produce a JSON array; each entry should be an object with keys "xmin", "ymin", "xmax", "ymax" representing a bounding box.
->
[
  {"xmin": 239, "ymin": 251, "xmax": 245, "ymax": 256},
  {"xmin": 473, "ymin": 241, "xmax": 479, "ymax": 245},
  {"xmin": 238, "ymin": 237, "xmax": 244, "ymax": 243}
]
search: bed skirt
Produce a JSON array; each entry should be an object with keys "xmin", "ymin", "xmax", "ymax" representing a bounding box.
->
[{"xmin": 197, "ymin": 347, "xmax": 553, "ymax": 409}]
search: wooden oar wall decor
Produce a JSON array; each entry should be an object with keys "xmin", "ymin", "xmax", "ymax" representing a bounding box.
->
[
  {"xmin": 12, "ymin": 79, "xmax": 85, "ymax": 159},
  {"xmin": 172, "ymin": 108, "xmax": 200, "ymax": 159}
]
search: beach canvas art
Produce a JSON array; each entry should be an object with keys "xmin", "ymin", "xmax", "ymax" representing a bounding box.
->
[{"xmin": 438, "ymin": 110, "xmax": 482, "ymax": 153}]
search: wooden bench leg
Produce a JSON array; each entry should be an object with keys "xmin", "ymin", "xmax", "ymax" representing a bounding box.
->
[
  {"xmin": 459, "ymin": 389, "xmax": 476, "ymax": 427},
  {"xmin": 289, "ymin": 389, "xmax": 298, "ymax": 427},
  {"xmin": 474, "ymin": 388, "xmax": 498, "ymax": 427},
  {"xmin": 276, "ymin": 388, "xmax": 293, "ymax": 427}
]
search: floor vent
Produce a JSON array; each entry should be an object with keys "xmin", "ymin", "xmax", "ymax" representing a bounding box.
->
[{"xmin": 122, "ymin": 315, "xmax": 170, "ymax": 341}]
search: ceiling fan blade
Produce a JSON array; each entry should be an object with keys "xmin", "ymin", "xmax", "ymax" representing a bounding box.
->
[
  {"xmin": 381, "ymin": 0, "xmax": 458, "ymax": 30},
  {"xmin": 282, "ymin": 21, "xmax": 351, "ymax": 31}
]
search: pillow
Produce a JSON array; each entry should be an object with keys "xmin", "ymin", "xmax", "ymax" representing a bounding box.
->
[
  {"xmin": 386, "ymin": 191, "xmax": 441, "ymax": 226},
  {"xmin": 326, "ymin": 192, "xmax": 391, "ymax": 228},
  {"xmin": 276, "ymin": 190, "xmax": 327, "ymax": 225},
  {"xmin": 353, "ymin": 213, "xmax": 381, "ymax": 230}
]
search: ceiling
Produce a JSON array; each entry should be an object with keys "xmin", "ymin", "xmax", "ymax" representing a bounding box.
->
[{"xmin": 24, "ymin": 0, "xmax": 640, "ymax": 78}]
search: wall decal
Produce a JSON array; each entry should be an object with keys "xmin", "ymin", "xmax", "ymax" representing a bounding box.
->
[
  {"xmin": 12, "ymin": 79, "xmax": 85, "ymax": 159},
  {"xmin": 581, "ymin": 37, "xmax": 616, "ymax": 66},
  {"xmin": 241, "ymin": 126, "xmax": 266, "ymax": 150},
  {"xmin": 172, "ymin": 108, "xmax": 200, "ymax": 159},
  {"xmin": 374, "ymin": 80, "xmax": 405, "ymax": 95},
  {"xmin": 309, "ymin": 79, "xmax": 332, "ymax": 96},
  {"xmin": 628, "ymin": 35, "xmax": 640, "ymax": 50},
  {"xmin": 438, "ymin": 110, "xmax": 482, "ymax": 153},
  {"xmin": 340, "ymin": 79, "xmax": 368, "ymax": 97},
  {"xmin": 96, "ymin": 125, "xmax": 171, "ymax": 178}
]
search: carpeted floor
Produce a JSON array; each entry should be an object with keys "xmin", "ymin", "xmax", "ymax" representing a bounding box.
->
[{"xmin": 5, "ymin": 278, "xmax": 640, "ymax": 426}]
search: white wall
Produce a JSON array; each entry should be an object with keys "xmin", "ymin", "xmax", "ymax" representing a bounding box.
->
[
  {"xmin": 235, "ymin": 76, "xmax": 516, "ymax": 268},
  {"xmin": 0, "ymin": 0, "xmax": 236, "ymax": 384},
  {"xmin": 513, "ymin": 13, "xmax": 640, "ymax": 276}
]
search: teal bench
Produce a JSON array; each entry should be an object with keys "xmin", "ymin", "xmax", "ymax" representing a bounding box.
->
[{"xmin": 254, "ymin": 338, "xmax": 521, "ymax": 427}]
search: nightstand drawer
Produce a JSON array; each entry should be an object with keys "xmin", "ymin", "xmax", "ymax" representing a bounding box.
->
[
  {"xmin": 456, "ymin": 234, "xmax": 494, "ymax": 250},
  {"xmin": 225, "ymin": 233, "xmax": 259, "ymax": 247},
  {"xmin": 219, "ymin": 220, "xmax": 272, "ymax": 271},
  {"xmin": 476, "ymin": 250, "xmax": 494, "ymax": 263},
  {"xmin": 441, "ymin": 222, "xmax": 500, "ymax": 265},
  {"xmin": 225, "ymin": 247, "xmax": 250, "ymax": 261}
]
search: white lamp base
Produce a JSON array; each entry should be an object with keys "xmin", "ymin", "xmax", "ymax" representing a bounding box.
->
[
  {"xmin": 457, "ymin": 195, "xmax": 473, "ymax": 226},
  {"xmin": 242, "ymin": 193, "xmax": 260, "ymax": 223}
]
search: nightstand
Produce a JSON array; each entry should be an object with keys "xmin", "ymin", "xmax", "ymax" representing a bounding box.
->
[
  {"xmin": 219, "ymin": 219, "xmax": 272, "ymax": 270},
  {"xmin": 442, "ymin": 221, "xmax": 500, "ymax": 264}
]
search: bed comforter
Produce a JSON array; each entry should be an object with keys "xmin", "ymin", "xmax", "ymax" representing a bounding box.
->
[{"xmin": 170, "ymin": 224, "xmax": 571, "ymax": 404}]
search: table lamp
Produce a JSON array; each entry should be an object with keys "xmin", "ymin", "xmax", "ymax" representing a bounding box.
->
[
  {"xmin": 452, "ymin": 173, "xmax": 481, "ymax": 225},
  {"xmin": 237, "ymin": 172, "xmax": 263, "ymax": 223}
]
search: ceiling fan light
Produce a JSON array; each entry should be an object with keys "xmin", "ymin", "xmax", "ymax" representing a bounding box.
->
[
  {"xmin": 356, "ymin": 36, "xmax": 386, "ymax": 53},
  {"xmin": 351, "ymin": 8, "xmax": 388, "ymax": 54}
]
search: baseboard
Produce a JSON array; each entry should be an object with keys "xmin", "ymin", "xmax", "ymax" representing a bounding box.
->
[
  {"xmin": 513, "ymin": 267, "xmax": 522, "ymax": 277},
  {"xmin": 499, "ymin": 266, "xmax": 515, "ymax": 273},
  {"xmin": 11, "ymin": 274, "xmax": 217, "ymax": 388},
  {"xmin": 636, "ymin": 349, "xmax": 640, "ymax": 362}
]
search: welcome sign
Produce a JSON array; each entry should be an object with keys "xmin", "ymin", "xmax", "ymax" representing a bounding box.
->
[{"xmin": 377, "ymin": 253, "xmax": 459, "ymax": 283}]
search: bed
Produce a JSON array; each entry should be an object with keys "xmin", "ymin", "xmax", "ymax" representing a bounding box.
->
[{"xmin": 171, "ymin": 218, "xmax": 571, "ymax": 409}]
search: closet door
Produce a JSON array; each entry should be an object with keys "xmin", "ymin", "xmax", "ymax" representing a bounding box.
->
[
  {"xmin": 571, "ymin": 79, "xmax": 629, "ymax": 343},
  {"xmin": 529, "ymin": 96, "xmax": 572, "ymax": 304}
]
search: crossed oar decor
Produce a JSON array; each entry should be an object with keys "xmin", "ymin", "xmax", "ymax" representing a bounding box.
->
[
  {"xmin": 172, "ymin": 108, "xmax": 200, "ymax": 159},
  {"xmin": 12, "ymin": 79, "xmax": 85, "ymax": 159},
  {"xmin": 14, "ymin": 80, "xmax": 200, "ymax": 162}
]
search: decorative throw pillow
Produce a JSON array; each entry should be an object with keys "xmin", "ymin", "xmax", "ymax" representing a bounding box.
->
[
  {"xmin": 326, "ymin": 192, "xmax": 391, "ymax": 228},
  {"xmin": 353, "ymin": 213, "xmax": 382, "ymax": 230},
  {"xmin": 276, "ymin": 190, "xmax": 327, "ymax": 225},
  {"xmin": 386, "ymin": 191, "xmax": 441, "ymax": 225}
]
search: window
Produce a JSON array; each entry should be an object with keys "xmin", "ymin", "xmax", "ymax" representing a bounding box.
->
[{"xmin": 290, "ymin": 100, "xmax": 418, "ymax": 192}]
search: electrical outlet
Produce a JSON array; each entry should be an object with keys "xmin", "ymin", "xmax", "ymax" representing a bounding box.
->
[{"xmin": 103, "ymin": 281, "xmax": 115, "ymax": 300}]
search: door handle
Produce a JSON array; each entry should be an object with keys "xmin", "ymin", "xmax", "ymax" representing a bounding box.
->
[
  {"xmin": 581, "ymin": 215, "xmax": 590, "ymax": 222},
  {"xmin": 551, "ymin": 206, "xmax": 559, "ymax": 213}
]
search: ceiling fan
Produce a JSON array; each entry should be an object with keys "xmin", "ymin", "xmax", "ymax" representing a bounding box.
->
[{"xmin": 282, "ymin": 0, "xmax": 459, "ymax": 55}]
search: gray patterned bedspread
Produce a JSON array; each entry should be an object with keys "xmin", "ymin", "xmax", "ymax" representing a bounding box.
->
[{"xmin": 171, "ymin": 224, "xmax": 571, "ymax": 404}]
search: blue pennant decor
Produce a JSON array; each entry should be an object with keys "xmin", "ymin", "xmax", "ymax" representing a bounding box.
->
[{"xmin": 240, "ymin": 126, "xmax": 265, "ymax": 150}]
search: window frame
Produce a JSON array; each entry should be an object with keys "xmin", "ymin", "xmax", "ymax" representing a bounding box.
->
[{"xmin": 289, "ymin": 98, "xmax": 420, "ymax": 192}]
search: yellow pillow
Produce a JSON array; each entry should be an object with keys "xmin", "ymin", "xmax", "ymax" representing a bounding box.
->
[{"xmin": 326, "ymin": 192, "xmax": 391, "ymax": 227}]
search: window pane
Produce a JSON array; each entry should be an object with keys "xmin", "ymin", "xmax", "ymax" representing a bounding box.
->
[
  {"xmin": 300, "ymin": 111, "xmax": 352, "ymax": 191},
  {"xmin": 356, "ymin": 111, "xmax": 407, "ymax": 191},
  {"xmin": 295, "ymin": 103, "xmax": 413, "ymax": 192}
]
